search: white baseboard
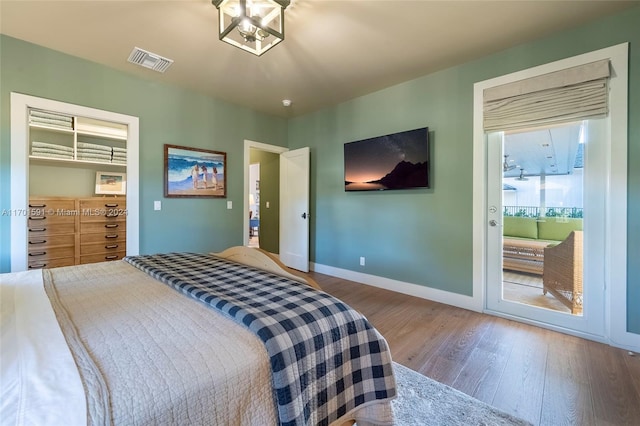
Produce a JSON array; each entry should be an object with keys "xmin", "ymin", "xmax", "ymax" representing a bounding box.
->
[{"xmin": 310, "ymin": 262, "xmax": 482, "ymax": 313}]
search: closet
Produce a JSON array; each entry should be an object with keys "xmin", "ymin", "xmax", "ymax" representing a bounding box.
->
[
  {"xmin": 10, "ymin": 93, "xmax": 139, "ymax": 272},
  {"xmin": 28, "ymin": 109, "xmax": 128, "ymax": 268}
]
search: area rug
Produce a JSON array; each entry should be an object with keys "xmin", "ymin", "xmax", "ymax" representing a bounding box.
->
[{"xmin": 389, "ymin": 362, "xmax": 533, "ymax": 426}]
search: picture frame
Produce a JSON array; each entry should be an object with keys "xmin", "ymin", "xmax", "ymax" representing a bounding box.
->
[
  {"xmin": 95, "ymin": 171, "xmax": 126, "ymax": 195},
  {"xmin": 164, "ymin": 144, "xmax": 227, "ymax": 198}
]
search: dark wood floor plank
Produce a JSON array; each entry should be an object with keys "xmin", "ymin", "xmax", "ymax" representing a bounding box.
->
[{"xmin": 310, "ymin": 271, "xmax": 640, "ymax": 425}]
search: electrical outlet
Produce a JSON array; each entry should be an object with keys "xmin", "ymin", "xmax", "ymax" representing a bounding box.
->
[{"xmin": 360, "ymin": 256, "xmax": 365, "ymax": 266}]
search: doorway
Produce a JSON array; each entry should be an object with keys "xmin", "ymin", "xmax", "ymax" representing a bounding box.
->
[
  {"xmin": 486, "ymin": 120, "xmax": 605, "ymax": 336},
  {"xmin": 243, "ymin": 141, "xmax": 311, "ymax": 272},
  {"xmin": 243, "ymin": 140, "xmax": 287, "ymax": 252},
  {"xmin": 248, "ymin": 163, "xmax": 260, "ymax": 248},
  {"xmin": 473, "ymin": 43, "xmax": 633, "ymax": 349}
]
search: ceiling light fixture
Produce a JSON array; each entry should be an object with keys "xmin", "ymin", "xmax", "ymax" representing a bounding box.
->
[{"xmin": 212, "ymin": 0, "xmax": 290, "ymax": 56}]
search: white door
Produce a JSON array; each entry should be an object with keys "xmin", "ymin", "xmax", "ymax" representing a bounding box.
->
[
  {"xmin": 279, "ymin": 147, "xmax": 310, "ymax": 272},
  {"xmin": 486, "ymin": 120, "xmax": 605, "ymax": 337}
]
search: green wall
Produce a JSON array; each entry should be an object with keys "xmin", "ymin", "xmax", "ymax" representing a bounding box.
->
[
  {"xmin": 288, "ymin": 7, "xmax": 640, "ymax": 333},
  {"xmin": 0, "ymin": 35, "xmax": 287, "ymax": 271}
]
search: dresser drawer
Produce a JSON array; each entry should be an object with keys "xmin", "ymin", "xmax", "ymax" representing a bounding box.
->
[
  {"xmin": 80, "ymin": 231, "xmax": 126, "ymax": 245},
  {"xmin": 28, "ymin": 257, "xmax": 75, "ymax": 270},
  {"xmin": 80, "ymin": 221, "xmax": 125, "ymax": 234},
  {"xmin": 28, "ymin": 222, "xmax": 75, "ymax": 236},
  {"xmin": 27, "ymin": 213, "xmax": 76, "ymax": 228},
  {"xmin": 28, "ymin": 233, "xmax": 75, "ymax": 249},
  {"xmin": 79, "ymin": 199, "xmax": 126, "ymax": 222},
  {"xmin": 80, "ymin": 214, "xmax": 126, "ymax": 224},
  {"xmin": 28, "ymin": 198, "xmax": 76, "ymax": 215},
  {"xmin": 27, "ymin": 245, "xmax": 75, "ymax": 261},
  {"xmin": 79, "ymin": 198, "xmax": 126, "ymax": 210},
  {"xmin": 80, "ymin": 251, "xmax": 126, "ymax": 264},
  {"xmin": 80, "ymin": 240, "xmax": 126, "ymax": 255}
]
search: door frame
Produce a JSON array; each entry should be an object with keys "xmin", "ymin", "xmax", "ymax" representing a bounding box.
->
[
  {"xmin": 243, "ymin": 139, "xmax": 287, "ymax": 246},
  {"xmin": 472, "ymin": 43, "xmax": 638, "ymax": 351},
  {"xmin": 9, "ymin": 93, "xmax": 140, "ymax": 272}
]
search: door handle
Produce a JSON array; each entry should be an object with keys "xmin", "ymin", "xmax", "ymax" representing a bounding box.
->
[{"xmin": 489, "ymin": 220, "xmax": 498, "ymax": 227}]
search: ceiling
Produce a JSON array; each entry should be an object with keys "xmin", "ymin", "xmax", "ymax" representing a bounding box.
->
[
  {"xmin": 503, "ymin": 122, "xmax": 583, "ymax": 179},
  {"xmin": 1, "ymin": 1, "xmax": 637, "ymax": 118}
]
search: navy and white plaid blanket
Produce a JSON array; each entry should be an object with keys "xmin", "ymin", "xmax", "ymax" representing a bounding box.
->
[{"xmin": 124, "ymin": 252, "xmax": 396, "ymax": 426}]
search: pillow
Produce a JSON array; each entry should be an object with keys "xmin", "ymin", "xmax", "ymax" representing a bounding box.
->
[
  {"xmin": 503, "ymin": 216, "xmax": 538, "ymax": 239},
  {"xmin": 537, "ymin": 217, "xmax": 583, "ymax": 241}
]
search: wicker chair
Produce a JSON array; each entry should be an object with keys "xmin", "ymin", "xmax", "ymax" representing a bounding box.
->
[{"xmin": 542, "ymin": 230, "xmax": 583, "ymax": 314}]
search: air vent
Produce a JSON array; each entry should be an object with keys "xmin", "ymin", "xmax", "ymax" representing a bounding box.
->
[{"xmin": 127, "ymin": 47, "xmax": 173, "ymax": 73}]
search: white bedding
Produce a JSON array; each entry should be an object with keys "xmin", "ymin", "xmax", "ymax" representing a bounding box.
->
[
  {"xmin": 1, "ymin": 260, "xmax": 394, "ymax": 425},
  {"xmin": 1, "ymin": 263, "xmax": 279, "ymax": 426},
  {"xmin": 1, "ymin": 269, "xmax": 86, "ymax": 426}
]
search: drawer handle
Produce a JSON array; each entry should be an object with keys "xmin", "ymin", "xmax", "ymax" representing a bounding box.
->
[
  {"xmin": 105, "ymin": 213, "xmax": 119, "ymax": 218},
  {"xmin": 28, "ymin": 251, "xmax": 46, "ymax": 256},
  {"xmin": 29, "ymin": 204, "xmax": 46, "ymax": 208},
  {"xmin": 105, "ymin": 234, "xmax": 119, "ymax": 239},
  {"xmin": 105, "ymin": 224, "xmax": 119, "ymax": 228},
  {"xmin": 29, "ymin": 240, "xmax": 47, "ymax": 245},
  {"xmin": 105, "ymin": 255, "xmax": 119, "ymax": 260},
  {"xmin": 104, "ymin": 203, "xmax": 119, "ymax": 208},
  {"xmin": 29, "ymin": 263, "xmax": 47, "ymax": 269},
  {"xmin": 29, "ymin": 228, "xmax": 46, "ymax": 232},
  {"xmin": 105, "ymin": 244, "xmax": 119, "ymax": 249},
  {"xmin": 29, "ymin": 216, "xmax": 46, "ymax": 220}
]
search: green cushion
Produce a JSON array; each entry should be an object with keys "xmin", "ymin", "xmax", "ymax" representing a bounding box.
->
[
  {"xmin": 503, "ymin": 216, "xmax": 538, "ymax": 239},
  {"xmin": 537, "ymin": 217, "xmax": 583, "ymax": 241}
]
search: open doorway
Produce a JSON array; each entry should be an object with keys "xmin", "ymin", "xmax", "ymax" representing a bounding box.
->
[
  {"xmin": 244, "ymin": 140, "xmax": 287, "ymax": 254},
  {"xmin": 249, "ymin": 163, "xmax": 260, "ymax": 248}
]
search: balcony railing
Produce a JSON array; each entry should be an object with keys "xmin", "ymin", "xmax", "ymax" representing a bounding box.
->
[{"xmin": 503, "ymin": 206, "xmax": 583, "ymax": 218}]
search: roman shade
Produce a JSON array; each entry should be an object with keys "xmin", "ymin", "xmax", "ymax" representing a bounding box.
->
[{"xmin": 483, "ymin": 59, "xmax": 610, "ymax": 131}]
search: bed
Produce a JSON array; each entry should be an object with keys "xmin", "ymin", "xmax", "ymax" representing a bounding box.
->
[{"xmin": 1, "ymin": 246, "xmax": 396, "ymax": 426}]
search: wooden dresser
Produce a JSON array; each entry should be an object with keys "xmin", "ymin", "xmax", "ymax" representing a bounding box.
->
[
  {"xmin": 27, "ymin": 196, "xmax": 127, "ymax": 269},
  {"xmin": 79, "ymin": 197, "xmax": 127, "ymax": 264},
  {"xmin": 27, "ymin": 197, "xmax": 77, "ymax": 269}
]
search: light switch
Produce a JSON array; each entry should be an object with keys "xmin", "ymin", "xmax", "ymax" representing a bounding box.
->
[
  {"xmin": 227, "ymin": 201, "xmax": 233, "ymax": 209},
  {"xmin": 266, "ymin": 201, "xmax": 270, "ymax": 208},
  {"xmin": 154, "ymin": 200, "xmax": 161, "ymax": 211}
]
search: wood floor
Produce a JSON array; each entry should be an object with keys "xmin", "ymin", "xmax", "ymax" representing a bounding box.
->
[
  {"xmin": 503, "ymin": 270, "xmax": 570, "ymax": 313},
  {"xmin": 310, "ymin": 271, "xmax": 640, "ymax": 426}
]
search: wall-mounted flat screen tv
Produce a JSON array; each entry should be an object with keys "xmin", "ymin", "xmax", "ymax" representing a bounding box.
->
[{"xmin": 344, "ymin": 127, "xmax": 429, "ymax": 191}]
